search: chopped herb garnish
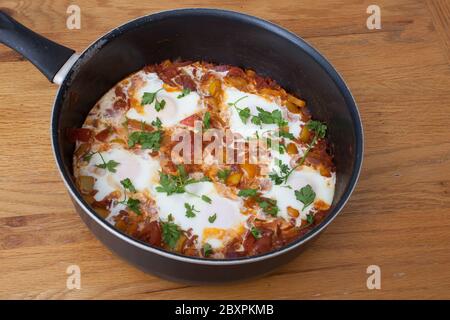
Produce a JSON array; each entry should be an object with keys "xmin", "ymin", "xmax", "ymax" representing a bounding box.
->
[
  {"xmin": 156, "ymin": 165, "xmax": 209, "ymax": 196},
  {"xmin": 306, "ymin": 120, "xmax": 327, "ymax": 139},
  {"xmin": 203, "ymin": 243, "xmax": 213, "ymax": 257},
  {"xmin": 95, "ymin": 153, "xmax": 119, "ymax": 173},
  {"xmin": 238, "ymin": 107, "xmax": 251, "ymax": 124},
  {"xmin": 279, "ymin": 130, "xmax": 295, "ymax": 140},
  {"xmin": 155, "ymin": 98, "xmax": 166, "ymax": 112},
  {"xmin": 120, "ymin": 178, "xmax": 136, "ymax": 193},
  {"xmin": 142, "ymin": 88, "xmax": 166, "ymax": 111},
  {"xmin": 201, "ymin": 195, "xmax": 212, "ymax": 204},
  {"xmin": 251, "ymin": 107, "xmax": 288, "ymax": 127},
  {"xmin": 250, "ymin": 226, "xmax": 262, "ymax": 239},
  {"xmin": 251, "ymin": 116, "xmax": 261, "ymax": 126},
  {"xmin": 203, "ymin": 111, "xmax": 211, "ymax": 129},
  {"xmin": 151, "ymin": 117, "xmax": 162, "ymax": 129},
  {"xmin": 184, "ymin": 203, "xmax": 199, "ymax": 218},
  {"xmin": 269, "ymin": 120, "xmax": 328, "ymax": 185},
  {"xmin": 125, "ymin": 198, "xmax": 141, "ymax": 215},
  {"xmin": 217, "ymin": 169, "xmax": 231, "ymax": 182},
  {"xmin": 295, "ymin": 184, "xmax": 316, "ymax": 210},
  {"xmin": 83, "ymin": 151, "xmax": 95, "ymax": 162},
  {"xmin": 161, "ymin": 220, "xmax": 181, "ymax": 248},
  {"xmin": 256, "ymin": 198, "xmax": 279, "ymax": 216},
  {"xmin": 268, "ymin": 160, "xmax": 291, "ymax": 185},
  {"xmin": 142, "ymin": 89, "xmax": 162, "ymax": 105},
  {"xmin": 306, "ymin": 213, "xmax": 314, "ymax": 225},
  {"xmin": 228, "ymin": 96, "xmax": 251, "ymax": 124},
  {"xmin": 208, "ymin": 213, "xmax": 217, "ymax": 223},
  {"xmin": 177, "ymin": 88, "xmax": 191, "ymax": 99},
  {"xmin": 238, "ymin": 188, "xmax": 258, "ymax": 198},
  {"xmin": 128, "ymin": 130, "xmax": 162, "ymax": 151}
]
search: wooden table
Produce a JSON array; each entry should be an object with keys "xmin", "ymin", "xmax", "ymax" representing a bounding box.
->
[{"xmin": 0, "ymin": 0, "xmax": 449, "ymax": 300}]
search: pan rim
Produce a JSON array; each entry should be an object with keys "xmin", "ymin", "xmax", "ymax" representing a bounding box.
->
[{"xmin": 51, "ymin": 8, "xmax": 364, "ymax": 266}]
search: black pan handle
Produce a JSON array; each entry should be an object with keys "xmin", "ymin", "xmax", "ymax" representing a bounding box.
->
[{"xmin": 0, "ymin": 10, "xmax": 75, "ymax": 82}]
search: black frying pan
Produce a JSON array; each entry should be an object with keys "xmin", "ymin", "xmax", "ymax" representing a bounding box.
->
[{"xmin": 0, "ymin": 8, "xmax": 363, "ymax": 283}]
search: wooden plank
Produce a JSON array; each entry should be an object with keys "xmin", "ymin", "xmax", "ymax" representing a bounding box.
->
[
  {"xmin": 0, "ymin": 0, "xmax": 449, "ymax": 299},
  {"xmin": 426, "ymin": 0, "xmax": 450, "ymax": 63}
]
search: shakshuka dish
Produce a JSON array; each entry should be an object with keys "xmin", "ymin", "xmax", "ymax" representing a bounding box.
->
[{"xmin": 70, "ymin": 60, "xmax": 335, "ymax": 259}]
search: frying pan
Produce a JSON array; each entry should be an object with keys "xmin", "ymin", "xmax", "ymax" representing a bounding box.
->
[{"xmin": 0, "ymin": 8, "xmax": 363, "ymax": 283}]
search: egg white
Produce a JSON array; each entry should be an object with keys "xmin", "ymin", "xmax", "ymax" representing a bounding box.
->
[
  {"xmin": 264, "ymin": 153, "xmax": 335, "ymax": 223},
  {"xmin": 126, "ymin": 72, "xmax": 201, "ymax": 127},
  {"xmin": 79, "ymin": 147, "xmax": 160, "ymax": 202},
  {"xmin": 224, "ymin": 87, "xmax": 304, "ymax": 140},
  {"xmin": 152, "ymin": 181, "xmax": 247, "ymax": 249}
]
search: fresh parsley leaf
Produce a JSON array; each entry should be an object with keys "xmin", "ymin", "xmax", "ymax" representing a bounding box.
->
[
  {"xmin": 142, "ymin": 89, "xmax": 166, "ymax": 111},
  {"xmin": 184, "ymin": 203, "xmax": 199, "ymax": 218},
  {"xmin": 201, "ymin": 195, "xmax": 212, "ymax": 204},
  {"xmin": 203, "ymin": 243, "xmax": 213, "ymax": 257},
  {"xmin": 268, "ymin": 172, "xmax": 284, "ymax": 185},
  {"xmin": 156, "ymin": 172, "xmax": 183, "ymax": 195},
  {"xmin": 251, "ymin": 116, "xmax": 261, "ymax": 126},
  {"xmin": 228, "ymin": 96, "xmax": 250, "ymax": 124},
  {"xmin": 306, "ymin": 120, "xmax": 327, "ymax": 139},
  {"xmin": 208, "ymin": 213, "xmax": 217, "ymax": 223},
  {"xmin": 128, "ymin": 130, "xmax": 162, "ymax": 151},
  {"xmin": 257, "ymin": 198, "xmax": 279, "ymax": 216},
  {"xmin": 279, "ymin": 130, "xmax": 295, "ymax": 140},
  {"xmin": 203, "ymin": 111, "xmax": 211, "ymax": 129},
  {"xmin": 95, "ymin": 153, "xmax": 120, "ymax": 173},
  {"xmin": 177, "ymin": 88, "xmax": 191, "ymax": 99},
  {"xmin": 151, "ymin": 117, "xmax": 162, "ymax": 129},
  {"xmin": 140, "ymin": 131, "xmax": 162, "ymax": 150},
  {"xmin": 217, "ymin": 169, "xmax": 231, "ymax": 182},
  {"xmin": 156, "ymin": 166, "xmax": 207, "ymax": 196},
  {"xmin": 295, "ymin": 184, "xmax": 316, "ymax": 210},
  {"xmin": 238, "ymin": 188, "xmax": 258, "ymax": 198},
  {"xmin": 238, "ymin": 107, "xmax": 251, "ymax": 124},
  {"xmin": 255, "ymin": 107, "xmax": 273, "ymax": 124},
  {"xmin": 126, "ymin": 198, "xmax": 141, "ymax": 215},
  {"xmin": 128, "ymin": 131, "xmax": 140, "ymax": 147},
  {"xmin": 251, "ymin": 226, "xmax": 262, "ymax": 239},
  {"xmin": 306, "ymin": 213, "xmax": 314, "ymax": 224},
  {"xmin": 142, "ymin": 89, "xmax": 161, "ymax": 105},
  {"xmin": 268, "ymin": 160, "xmax": 291, "ymax": 185},
  {"xmin": 120, "ymin": 178, "xmax": 136, "ymax": 193},
  {"xmin": 268, "ymin": 121, "xmax": 328, "ymax": 186},
  {"xmin": 177, "ymin": 164, "xmax": 187, "ymax": 178},
  {"xmin": 161, "ymin": 220, "xmax": 181, "ymax": 248},
  {"xmin": 83, "ymin": 151, "xmax": 95, "ymax": 162},
  {"xmin": 155, "ymin": 98, "xmax": 166, "ymax": 111},
  {"xmin": 251, "ymin": 107, "xmax": 288, "ymax": 127}
]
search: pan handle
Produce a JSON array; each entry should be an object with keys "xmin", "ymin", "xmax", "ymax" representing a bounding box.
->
[{"xmin": 0, "ymin": 10, "xmax": 76, "ymax": 83}]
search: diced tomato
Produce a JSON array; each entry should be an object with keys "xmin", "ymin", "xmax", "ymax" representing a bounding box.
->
[
  {"xmin": 139, "ymin": 221, "xmax": 162, "ymax": 246},
  {"xmin": 175, "ymin": 74, "xmax": 196, "ymax": 91},
  {"xmin": 180, "ymin": 114, "xmax": 201, "ymax": 127},
  {"xmin": 95, "ymin": 127, "xmax": 111, "ymax": 142},
  {"xmin": 67, "ymin": 128, "xmax": 92, "ymax": 143},
  {"xmin": 114, "ymin": 86, "xmax": 126, "ymax": 99},
  {"xmin": 243, "ymin": 229, "xmax": 274, "ymax": 255},
  {"xmin": 253, "ymin": 231, "xmax": 273, "ymax": 254},
  {"xmin": 113, "ymin": 99, "xmax": 127, "ymax": 110}
]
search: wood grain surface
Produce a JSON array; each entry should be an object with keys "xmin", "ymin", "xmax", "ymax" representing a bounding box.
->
[{"xmin": 0, "ymin": 0, "xmax": 449, "ymax": 300}]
